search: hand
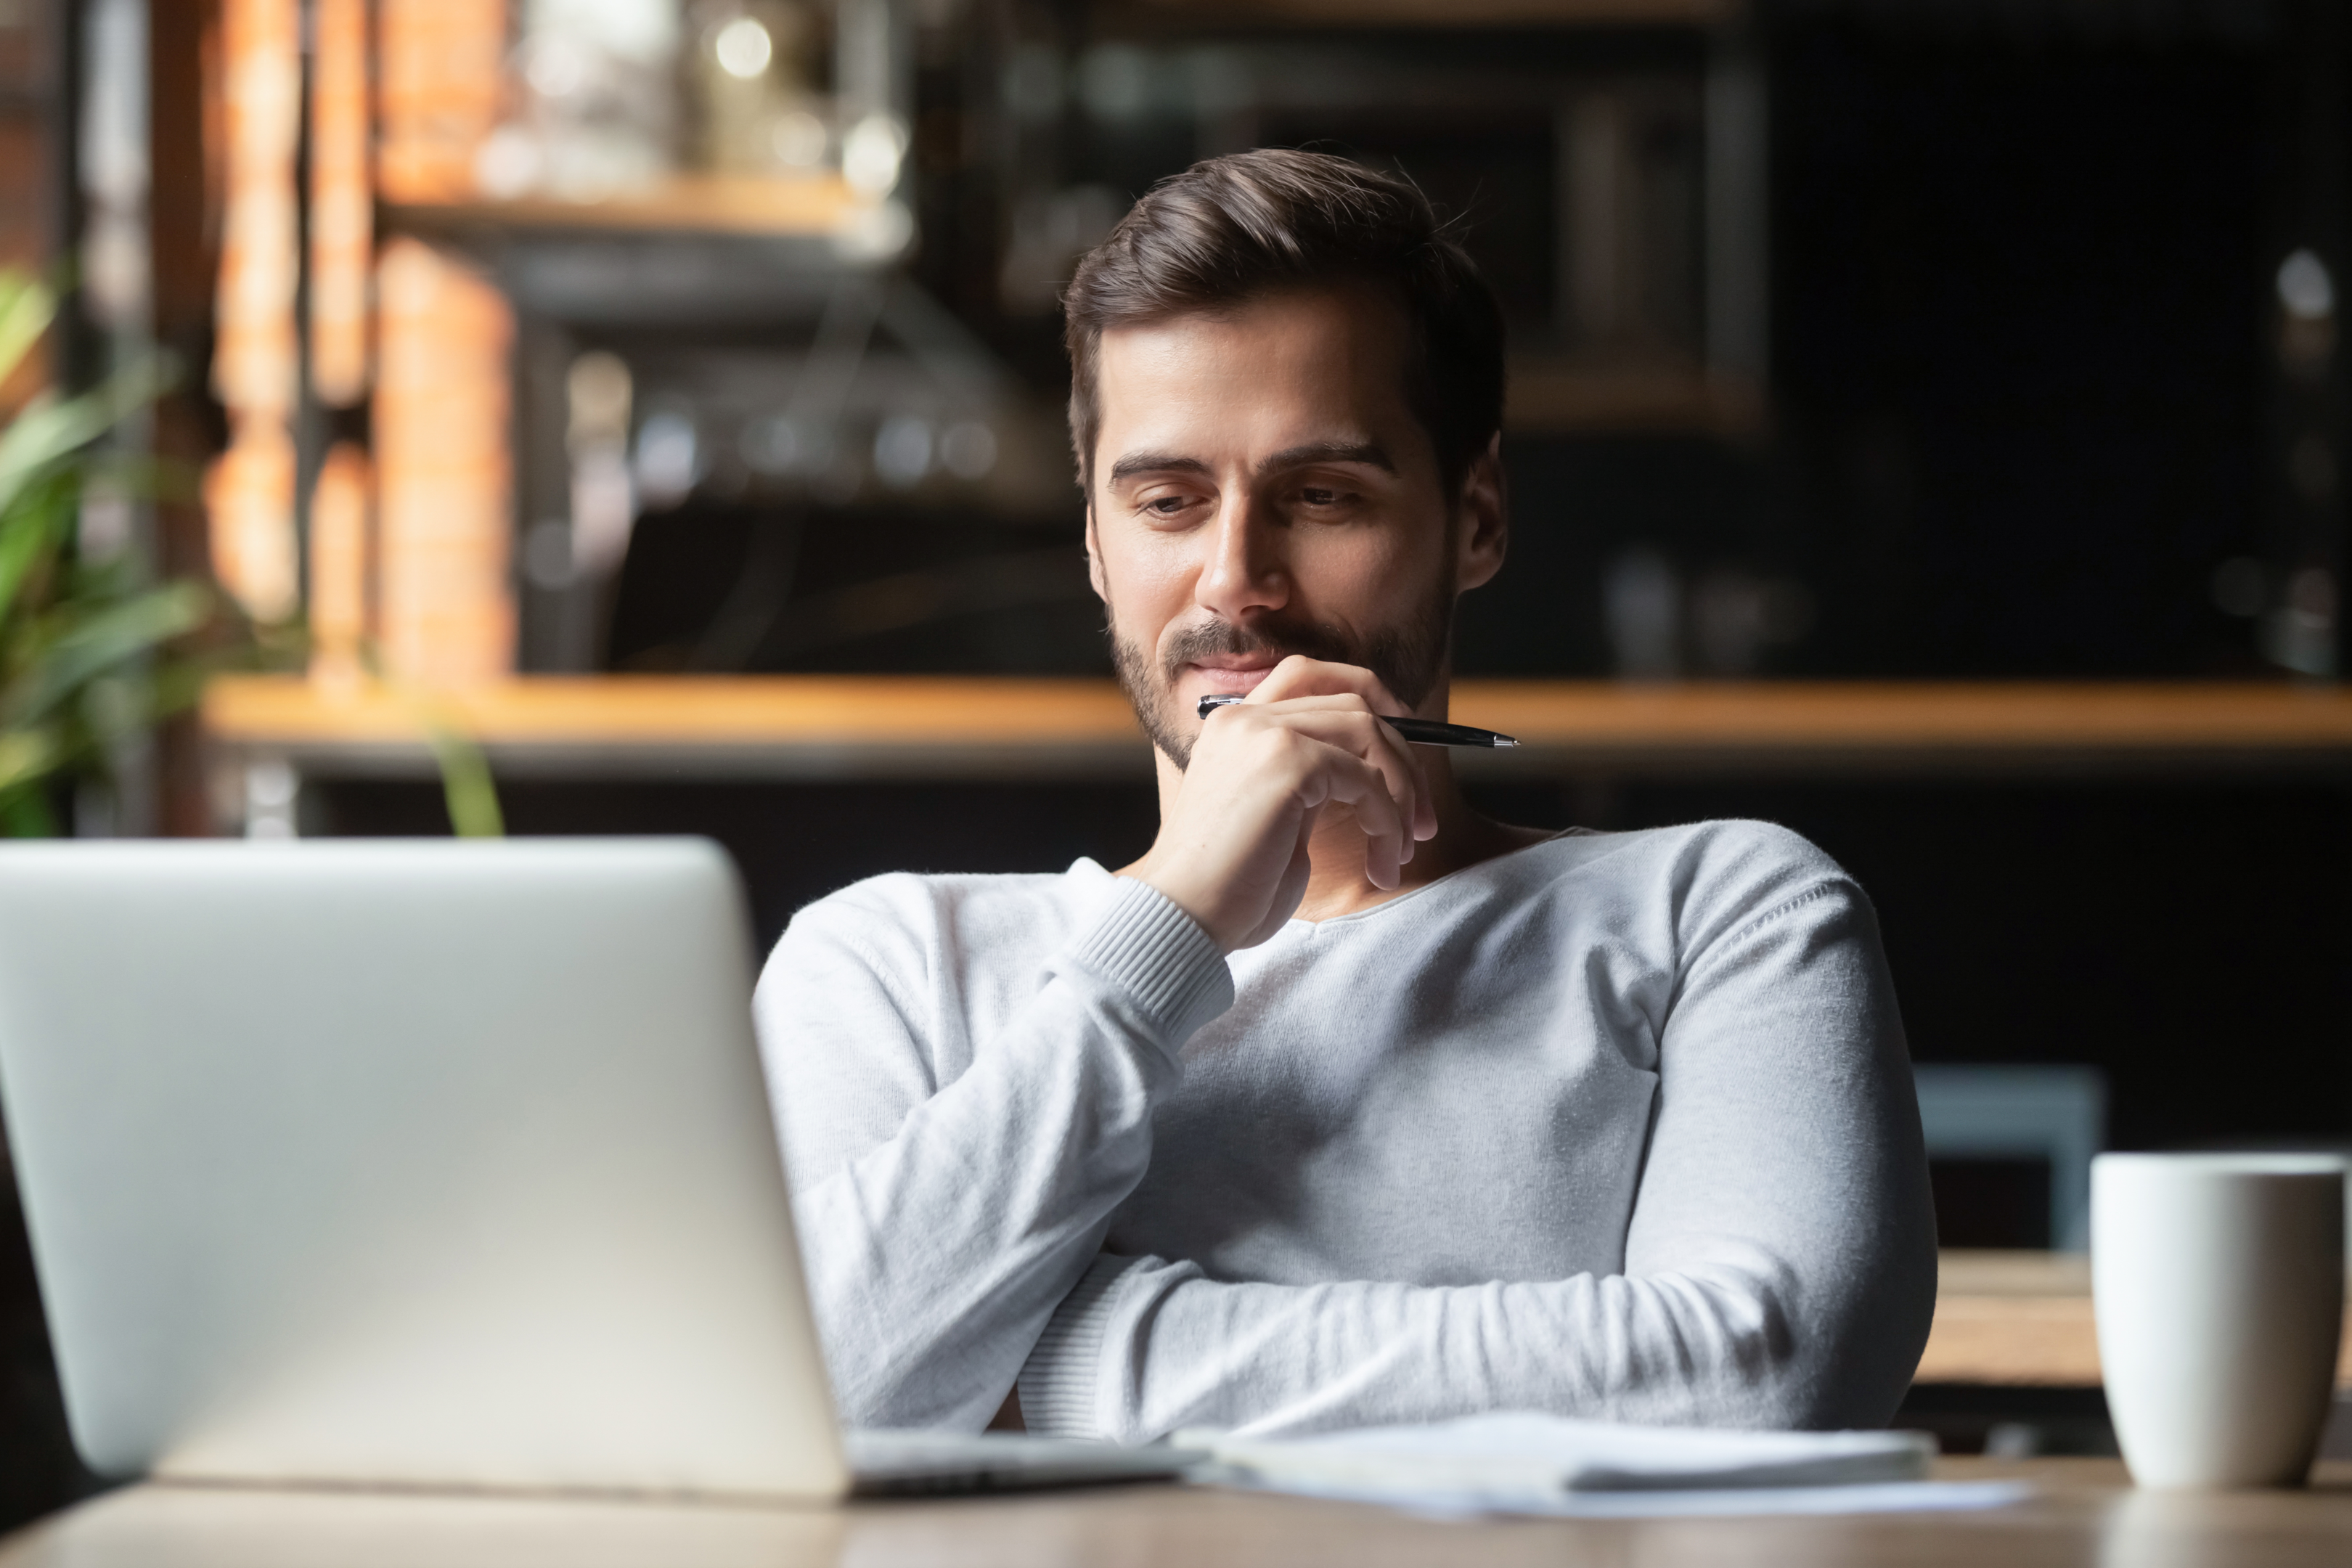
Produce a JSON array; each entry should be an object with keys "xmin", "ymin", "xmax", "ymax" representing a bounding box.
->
[{"xmin": 1125, "ymin": 656, "xmax": 1440, "ymax": 952}]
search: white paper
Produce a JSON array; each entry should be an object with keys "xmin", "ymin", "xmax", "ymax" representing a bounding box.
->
[
  {"xmin": 1187, "ymin": 1410, "xmax": 1939, "ymax": 1497},
  {"xmin": 1201, "ymin": 1471, "xmax": 2034, "ymax": 1522},
  {"xmin": 1181, "ymin": 1412, "xmax": 2029, "ymax": 1520}
]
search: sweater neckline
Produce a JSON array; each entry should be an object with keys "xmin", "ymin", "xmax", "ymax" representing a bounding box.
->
[
  {"xmin": 1067, "ymin": 828, "xmax": 1589, "ymax": 937},
  {"xmin": 1277, "ymin": 828, "xmax": 1585, "ymax": 933}
]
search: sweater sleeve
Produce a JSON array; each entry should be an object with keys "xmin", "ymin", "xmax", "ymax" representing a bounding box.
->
[
  {"xmin": 755, "ymin": 875, "xmax": 1233, "ymax": 1432},
  {"xmin": 1017, "ymin": 875, "xmax": 1937, "ymax": 1441}
]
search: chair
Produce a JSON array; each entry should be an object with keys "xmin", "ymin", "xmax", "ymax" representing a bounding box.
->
[{"xmin": 1913, "ymin": 1065, "xmax": 2107, "ymax": 1252}]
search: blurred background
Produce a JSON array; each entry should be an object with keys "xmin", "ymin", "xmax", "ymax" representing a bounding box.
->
[{"xmin": 2, "ymin": 0, "xmax": 2351, "ymax": 1519}]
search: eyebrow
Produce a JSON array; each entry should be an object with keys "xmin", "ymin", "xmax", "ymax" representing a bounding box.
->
[
  {"xmin": 1259, "ymin": 441, "xmax": 1394, "ymax": 475},
  {"xmin": 1106, "ymin": 451, "xmax": 1212, "ymax": 483},
  {"xmin": 1103, "ymin": 441, "xmax": 1396, "ymax": 486}
]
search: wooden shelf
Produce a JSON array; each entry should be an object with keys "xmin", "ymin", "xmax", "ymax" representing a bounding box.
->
[
  {"xmin": 1449, "ymin": 679, "xmax": 2352, "ymax": 772},
  {"xmin": 381, "ymin": 173, "xmax": 860, "ymax": 240},
  {"xmin": 1110, "ymin": 0, "xmax": 1740, "ymax": 29},
  {"xmin": 1504, "ymin": 361, "xmax": 1765, "ymax": 436},
  {"xmin": 203, "ymin": 675, "xmax": 1150, "ymax": 781},
  {"xmin": 1920, "ymin": 1250, "xmax": 2352, "ymax": 1389},
  {"xmin": 202, "ymin": 676, "xmax": 2352, "ymax": 782}
]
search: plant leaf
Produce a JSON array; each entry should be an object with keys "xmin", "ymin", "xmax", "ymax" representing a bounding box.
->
[
  {"xmin": 0, "ymin": 274, "xmax": 54, "ymax": 395},
  {"xmin": 0, "ymin": 725, "xmax": 52, "ymax": 792},
  {"xmin": 425, "ymin": 719, "xmax": 507, "ymax": 838},
  {"xmin": 2, "ymin": 581, "xmax": 211, "ymax": 729},
  {"xmin": 0, "ymin": 465, "xmax": 74, "ymax": 628},
  {"xmin": 0, "ymin": 354, "xmax": 176, "ymax": 520},
  {"xmin": 0, "ymin": 782, "xmax": 58, "ymax": 838}
]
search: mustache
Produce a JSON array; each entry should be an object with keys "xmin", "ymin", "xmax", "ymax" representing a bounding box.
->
[{"xmin": 1156, "ymin": 616, "xmax": 1361, "ymax": 682}]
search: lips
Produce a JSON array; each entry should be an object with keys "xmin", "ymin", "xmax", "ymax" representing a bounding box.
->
[{"xmin": 1185, "ymin": 658, "xmax": 1279, "ymax": 698}]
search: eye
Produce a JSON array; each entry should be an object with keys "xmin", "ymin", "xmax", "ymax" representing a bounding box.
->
[{"xmin": 1146, "ymin": 495, "xmax": 1189, "ymax": 515}]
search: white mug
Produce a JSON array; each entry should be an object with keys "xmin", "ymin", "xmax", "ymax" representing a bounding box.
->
[{"xmin": 2091, "ymin": 1152, "xmax": 2346, "ymax": 1488}]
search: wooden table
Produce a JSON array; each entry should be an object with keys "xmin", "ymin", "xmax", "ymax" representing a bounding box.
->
[
  {"xmin": 4, "ymin": 1461, "xmax": 2348, "ymax": 1567},
  {"xmin": 1922, "ymin": 1250, "xmax": 2352, "ymax": 1389},
  {"xmin": 1922, "ymin": 1249, "xmax": 2105, "ymax": 1387}
]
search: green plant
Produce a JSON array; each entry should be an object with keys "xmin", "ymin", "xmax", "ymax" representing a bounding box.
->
[
  {"xmin": 356, "ymin": 645, "xmax": 506, "ymax": 839},
  {"xmin": 0, "ymin": 272, "xmax": 212, "ymax": 836}
]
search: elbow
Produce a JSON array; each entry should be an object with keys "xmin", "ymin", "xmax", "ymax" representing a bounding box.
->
[
  {"xmin": 1627, "ymin": 1241, "xmax": 1935, "ymax": 1431},
  {"xmin": 1785, "ymin": 1225, "xmax": 1940, "ymax": 1430}
]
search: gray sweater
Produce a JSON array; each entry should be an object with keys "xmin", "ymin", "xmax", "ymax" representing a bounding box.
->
[{"xmin": 753, "ymin": 821, "xmax": 1937, "ymax": 1442}]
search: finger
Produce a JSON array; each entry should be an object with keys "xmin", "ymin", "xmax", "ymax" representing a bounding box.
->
[
  {"xmin": 1297, "ymin": 745, "xmax": 1409, "ymax": 888},
  {"xmin": 1248, "ymin": 655, "xmax": 1406, "ymax": 716},
  {"xmin": 1241, "ymin": 682, "xmax": 1435, "ymax": 844},
  {"xmin": 1239, "ymin": 705, "xmax": 1424, "ymax": 860},
  {"xmin": 1344, "ymin": 711, "xmax": 1427, "ymax": 859},
  {"xmin": 1245, "ymin": 707, "xmax": 1424, "ymax": 854},
  {"xmin": 1196, "ymin": 702, "xmax": 1424, "ymax": 868}
]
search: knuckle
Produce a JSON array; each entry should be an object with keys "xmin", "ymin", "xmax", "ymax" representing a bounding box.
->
[{"xmin": 1262, "ymin": 730, "xmax": 1312, "ymax": 769}]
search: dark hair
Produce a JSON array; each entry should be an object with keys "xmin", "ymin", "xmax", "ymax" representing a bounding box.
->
[{"xmin": 1063, "ymin": 149, "xmax": 1506, "ymax": 500}]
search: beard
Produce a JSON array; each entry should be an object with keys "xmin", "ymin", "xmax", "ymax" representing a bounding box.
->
[{"xmin": 1109, "ymin": 579, "xmax": 1456, "ymax": 770}]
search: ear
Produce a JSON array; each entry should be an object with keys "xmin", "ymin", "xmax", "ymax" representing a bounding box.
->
[
  {"xmin": 1453, "ymin": 431, "xmax": 1508, "ymax": 594},
  {"xmin": 1084, "ymin": 502, "xmax": 1108, "ymax": 603}
]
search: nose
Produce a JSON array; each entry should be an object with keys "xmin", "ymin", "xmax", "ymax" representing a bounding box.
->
[{"xmin": 1193, "ymin": 489, "xmax": 1289, "ymax": 623}]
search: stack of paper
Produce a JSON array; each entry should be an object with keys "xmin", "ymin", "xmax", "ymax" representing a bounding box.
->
[{"xmin": 1184, "ymin": 1413, "xmax": 2026, "ymax": 1520}]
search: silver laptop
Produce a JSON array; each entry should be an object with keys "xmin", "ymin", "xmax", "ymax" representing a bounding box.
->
[{"xmin": 0, "ymin": 838, "xmax": 1187, "ymax": 1499}]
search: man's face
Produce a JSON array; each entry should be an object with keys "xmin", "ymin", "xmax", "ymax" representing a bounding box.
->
[{"xmin": 1085, "ymin": 285, "xmax": 1502, "ymax": 767}]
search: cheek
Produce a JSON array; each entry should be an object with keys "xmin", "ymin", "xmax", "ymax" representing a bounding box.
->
[
  {"xmin": 1297, "ymin": 519, "xmax": 1436, "ymax": 605},
  {"xmin": 1096, "ymin": 527, "xmax": 1196, "ymax": 627}
]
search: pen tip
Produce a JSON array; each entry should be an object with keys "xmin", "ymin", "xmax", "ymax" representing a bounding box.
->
[{"xmin": 1495, "ymin": 738, "xmax": 1519, "ymax": 748}]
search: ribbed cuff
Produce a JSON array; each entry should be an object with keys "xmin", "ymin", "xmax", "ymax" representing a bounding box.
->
[
  {"xmin": 1017, "ymin": 1254, "xmax": 1136, "ymax": 1437},
  {"xmin": 1056, "ymin": 877, "xmax": 1233, "ymax": 1063}
]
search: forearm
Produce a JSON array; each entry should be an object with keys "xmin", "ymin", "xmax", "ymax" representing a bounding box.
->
[
  {"xmin": 764, "ymin": 878, "xmax": 1230, "ymax": 1431},
  {"xmin": 1019, "ymin": 1247, "xmax": 1825, "ymax": 1443}
]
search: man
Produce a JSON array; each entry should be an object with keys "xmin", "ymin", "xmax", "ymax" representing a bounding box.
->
[{"xmin": 755, "ymin": 150, "xmax": 1936, "ymax": 1442}]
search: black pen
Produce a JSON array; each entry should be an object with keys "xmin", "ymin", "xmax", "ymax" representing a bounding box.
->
[{"xmin": 1196, "ymin": 693, "xmax": 1519, "ymax": 748}]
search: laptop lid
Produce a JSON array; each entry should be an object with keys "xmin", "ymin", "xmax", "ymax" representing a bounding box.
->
[{"xmin": 0, "ymin": 838, "xmax": 850, "ymax": 1499}]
